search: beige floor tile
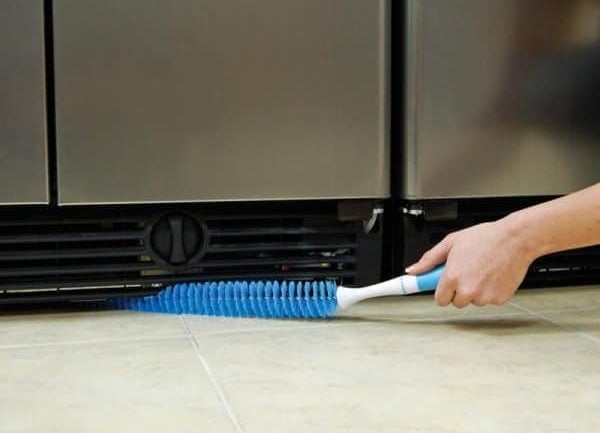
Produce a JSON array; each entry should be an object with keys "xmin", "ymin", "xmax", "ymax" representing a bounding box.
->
[
  {"xmin": 183, "ymin": 294, "xmax": 523, "ymax": 336},
  {"xmin": 183, "ymin": 314, "xmax": 334, "ymax": 336},
  {"xmin": 0, "ymin": 338, "xmax": 236, "ymax": 433},
  {"xmin": 511, "ymin": 285, "xmax": 600, "ymax": 312},
  {"xmin": 190, "ymin": 311, "xmax": 600, "ymax": 433},
  {"xmin": 536, "ymin": 307, "xmax": 600, "ymax": 342},
  {"xmin": 0, "ymin": 310, "xmax": 185, "ymax": 347},
  {"xmin": 3, "ymin": 287, "xmax": 599, "ymax": 433}
]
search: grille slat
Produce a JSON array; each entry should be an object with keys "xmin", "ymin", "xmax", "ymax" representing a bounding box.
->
[
  {"xmin": 0, "ymin": 263, "xmax": 156, "ymax": 278},
  {"xmin": 206, "ymin": 226, "xmax": 354, "ymax": 237},
  {"xmin": 206, "ymin": 241, "xmax": 356, "ymax": 253},
  {"xmin": 0, "ymin": 246, "xmax": 146, "ymax": 261},
  {"xmin": 201, "ymin": 256, "xmax": 355, "ymax": 269},
  {"xmin": 0, "ymin": 230, "xmax": 144, "ymax": 244}
]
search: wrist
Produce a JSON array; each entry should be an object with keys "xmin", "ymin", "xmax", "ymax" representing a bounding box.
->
[{"xmin": 499, "ymin": 210, "xmax": 548, "ymax": 262}]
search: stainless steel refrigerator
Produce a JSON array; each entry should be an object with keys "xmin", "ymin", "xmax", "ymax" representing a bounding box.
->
[{"xmin": 0, "ymin": 0, "xmax": 390, "ymax": 303}]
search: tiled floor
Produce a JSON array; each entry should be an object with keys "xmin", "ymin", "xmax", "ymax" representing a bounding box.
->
[{"xmin": 1, "ymin": 285, "xmax": 599, "ymax": 433}]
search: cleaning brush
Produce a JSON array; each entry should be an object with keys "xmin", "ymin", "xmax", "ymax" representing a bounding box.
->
[{"xmin": 107, "ymin": 265, "xmax": 445, "ymax": 320}]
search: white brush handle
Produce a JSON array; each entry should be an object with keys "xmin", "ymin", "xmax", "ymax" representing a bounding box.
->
[{"xmin": 336, "ymin": 266, "xmax": 445, "ymax": 310}]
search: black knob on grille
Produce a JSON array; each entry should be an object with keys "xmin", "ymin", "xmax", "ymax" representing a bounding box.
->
[{"xmin": 148, "ymin": 213, "xmax": 206, "ymax": 267}]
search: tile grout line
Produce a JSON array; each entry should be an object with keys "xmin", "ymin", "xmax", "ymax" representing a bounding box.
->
[
  {"xmin": 179, "ymin": 316, "xmax": 245, "ymax": 433},
  {"xmin": 509, "ymin": 301, "xmax": 600, "ymax": 346},
  {"xmin": 0, "ymin": 333, "xmax": 189, "ymax": 350}
]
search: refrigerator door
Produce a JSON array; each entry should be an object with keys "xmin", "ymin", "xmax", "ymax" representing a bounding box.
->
[
  {"xmin": 403, "ymin": 0, "xmax": 600, "ymax": 199},
  {"xmin": 53, "ymin": 0, "xmax": 389, "ymax": 204},
  {"xmin": 0, "ymin": 0, "xmax": 48, "ymax": 204}
]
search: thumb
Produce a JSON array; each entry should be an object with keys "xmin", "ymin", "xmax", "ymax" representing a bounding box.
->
[{"xmin": 405, "ymin": 235, "xmax": 452, "ymax": 275}]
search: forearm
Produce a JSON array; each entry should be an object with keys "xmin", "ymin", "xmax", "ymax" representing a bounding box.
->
[{"xmin": 503, "ymin": 183, "xmax": 600, "ymax": 260}]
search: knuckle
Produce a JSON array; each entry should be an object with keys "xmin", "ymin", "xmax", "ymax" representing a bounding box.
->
[
  {"xmin": 473, "ymin": 296, "xmax": 491, "ymax": 307},
  {"xmin": 452, "ymin": 293, "xmax": 469, "ymax": 308},
  {"xmin": 463, "ymin": 286, "xmax": 479, "ymax": 299},
  {"xmin": 444, "ymin": 270, "xmax": 460, "ymax": 286},
  {"xmin": 497, "ymin": 296, "xmax": 510, "ymax": 305},
  {"xmin": 460, "ymin": 280, "xmax": 484, "ymax": 299},
  {"xmin": 435, "ymin": 292, "xmax": 451, "ymax": 307},
  {"xmin": 453, "ymin": 299, "xmax": 468, "ymax": 309},
  {"xmin": 491, "ymin": 296, "xmax": 509, "ymax": 305},
  {"xmin": 471, "ymin": 297, "xmax": 484, "ymax": 306}
]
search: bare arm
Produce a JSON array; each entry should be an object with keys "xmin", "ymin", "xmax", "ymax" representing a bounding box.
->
[
  {"xmin": 406, "ymin": 182, "xmax": 600, "ymax": 308},
  {"xmin": 510, "ymin": 182, "xmax": 600, "ymax": 258}
]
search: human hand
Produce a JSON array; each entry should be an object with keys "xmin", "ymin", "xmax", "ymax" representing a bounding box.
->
[{"xmin": 406, "ymin": 219, "xmax": 537, "ymax": 308}]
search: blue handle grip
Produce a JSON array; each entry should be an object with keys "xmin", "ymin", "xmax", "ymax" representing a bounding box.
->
[{"xmin": 415, "ymin": 265, "xmax": 445, "ymax": 292}]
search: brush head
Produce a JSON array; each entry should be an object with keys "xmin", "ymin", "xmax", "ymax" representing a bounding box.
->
[{"xmin": 107, "ymin": 280, "xmax": 339, "ymax": 319}]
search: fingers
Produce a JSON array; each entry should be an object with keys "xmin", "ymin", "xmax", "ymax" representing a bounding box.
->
[
  {"xmin": 434, "ymin": 268, "xmax": 457, "ymax": 307},
  {"xmin": 436, "ymin": 269, "xmax": 487, "ymax": 308},
  {"xmin": 471, "ymin": 297, "xmax": 489, "ymax": 307},
  {"xmin": 490, "ymin": 294, "xmax": 511, "ymax": 306},
  {"xmin": 406, "ymin": 235, "xmax": 453, "ymax": 275},
  {"xmin": 452, "ymin": 291, "xmax": 471, "ymax": 308}
]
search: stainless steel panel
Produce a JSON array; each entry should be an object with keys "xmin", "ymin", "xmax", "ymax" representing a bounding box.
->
[
  {"xmin": 404, "ymin": 0, "xmax": 600, "ymax": 199},
  {"xmin": 54, "ymin": 0, "xmax": 389, "ymax": 204},
  {"xmin": 0, "ymin": 0, "xmax": 48, "ymax": 204}
]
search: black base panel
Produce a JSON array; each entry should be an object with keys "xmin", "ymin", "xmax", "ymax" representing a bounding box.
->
[
  {"xmin": 0, "ymin": 200, "xmax": 384, "ymax": 305},
  {"xmin": 392, "ymin": 197, "xmax": 600, "ymax": 288}
]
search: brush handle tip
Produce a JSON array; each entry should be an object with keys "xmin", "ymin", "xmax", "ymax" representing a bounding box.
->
[{"xmin": 415, "ymin": 265, "xmax": 445, "ymax": 292}]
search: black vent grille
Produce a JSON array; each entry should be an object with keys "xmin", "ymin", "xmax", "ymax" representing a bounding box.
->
[
  {"xmin": 0, "ymin": 211, "xmax": 359, "ymax": 304},
  {"xmin": 0, "ymin": 221, "xmax": 150, "ymax": 291},
  {"xmin": 204, "ymin": 219, "xmax": 356, "ymax": 274},
  {"xmin": 528, "ymin": 247, "xmax": 600, "ymax": 287}
]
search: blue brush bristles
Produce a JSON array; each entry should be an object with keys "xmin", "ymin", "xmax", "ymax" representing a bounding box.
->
[{"xmin": 107, "ymin": 280, "xmax": 339, "ymax": 319}]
